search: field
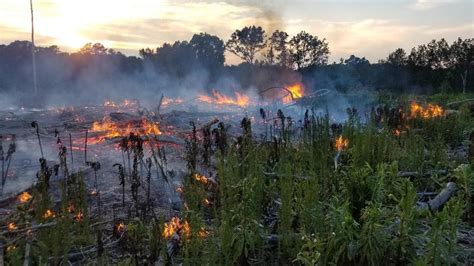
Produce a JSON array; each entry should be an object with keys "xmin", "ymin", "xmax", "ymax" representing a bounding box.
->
[{"xmin": 0, "ymin": 92, "xmax": 473, "ymax": 265}]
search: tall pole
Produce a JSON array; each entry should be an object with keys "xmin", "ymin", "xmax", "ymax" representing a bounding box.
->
[{"xmin": 30, "ymin": 0, "xmax": 38, "ymax": 95}]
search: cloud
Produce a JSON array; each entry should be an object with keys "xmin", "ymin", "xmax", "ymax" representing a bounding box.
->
[{"xmin": 409, "ymin": 0, "xmax": 462, "ymax": 10}]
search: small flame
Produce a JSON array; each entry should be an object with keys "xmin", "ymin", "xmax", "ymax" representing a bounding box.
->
[
  {"xmin": 282, "ymin": 83, "xmax": 305, "ymax": 104},
  {"xmin": 43, "ymin": 209, "xmax": 55, "ymax": 219},
  {"xmin": 203, "ymin": 198, "xmax": 212, "ymax": 206},
  {"xmin": 90, "ymin": 188, "xmax": 98, "ymax": 196},
  {"xmin": 198, "ymin": 227, "xmax": 209, "ymax": 238},
  {"xmin": 198, "ymin": 90, "xmax": 250, "ymax": 107},
  {"xmin": 162, "ymin": 97, "xmax": 184, "ymax": 106},
  {"xmin": 194, "ymin": 174, "xmax": 209, "ymax": 185},
  {"xmin": 335, "ymin": 136, "xmax": 349, "ymax": 151},
  {"xmin": 18, "ymin": 192, "xmax": 32, "ymax": 203},
  {"xmin": 175, "ymin": 186, "xmax": 184, "ymax": 194},
  {"xmin": 7, "ymin": 222, "xmax": 17, "ymax": 232},
  {"xmin": 6, "ymin": 245, "xmax": 16, "ymax": 253},
  {"xmin": 410, "ymin": 102, "xmax": 444, "ymax": 119},
  {"xmin": 394, "ymin": 129, "xmax": 401, "ymax": 137},
  {"xmin": 116, "ymin": 222, "xmax": 126, "ymax": 234},
  {"xmin": 162, "ymin": 217, "xmax": 191, "ymax": 239},
  {"xmin": 74, "ymin": 211, "xmax": 84, "ymax": 221}
]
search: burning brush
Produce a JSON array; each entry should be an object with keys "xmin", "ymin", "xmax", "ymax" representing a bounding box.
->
[{"xmin": 334, "ymin": 136, "xmax": 349, "ymax": 170}]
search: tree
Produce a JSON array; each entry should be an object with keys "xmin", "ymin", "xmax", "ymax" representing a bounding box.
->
[
  {"xmin": 265, "ymin": 30, "xmax": 290, "ymax": 67},
  {"xmin": 226, "ymin": 26, "xmax": 266, "ymax": 64},
  {"xmin": 344, "ymin": 55, "xmax": 369, "ymax": 66},
  {"xmin": 190, "ymin": 33, "xmax": 225, "ymax": 69},
  {"xmin": 289, "ymin": 31, "xmax": 329, "ymax": 69},
  {"xmin": 448, "ymin": 38, "xmax": 473, "ymax": 93},
  {"xmin": 386, "ymin": 48, "xmax": 408, "ymax": 66},
  {"xmin": 78, "ymin": 43, "xmax": 111, "ymax": 55}
]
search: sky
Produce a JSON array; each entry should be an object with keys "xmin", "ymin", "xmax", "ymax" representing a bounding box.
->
[{"xmin": 0, "ymin": 0, "xmax": 472, "ymax": 64}]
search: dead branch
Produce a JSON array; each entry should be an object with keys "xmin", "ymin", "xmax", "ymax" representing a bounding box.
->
[{"xmin": 417, "ymin": 182, "xmax": 457, "ymax": 212}]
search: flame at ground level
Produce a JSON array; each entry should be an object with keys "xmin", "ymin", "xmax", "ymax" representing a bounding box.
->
[
  {"xmin": 90, "ymin": 117, "xmax": 161, "ymax": 143},
  {"xmin": 410, "ymin": 102, "xmax": 444, "ymax": 119},
  {"xmin": 198, "ymin": 90, "xmax": 250, "ymax": 107},
  {"xmin": 162, "ymin": 217, "xmax": 191, "ymax": 239},
  {"xmin": 282, "ymin": 83, "xmax": 305, "ymax": 104},
  {"xmin": 335, "ymin": 136, "xmax": 349, "ymax": 151},
  {"xmin": 18, "ymin": 191, "xmax": 32, "ymax": 203}
]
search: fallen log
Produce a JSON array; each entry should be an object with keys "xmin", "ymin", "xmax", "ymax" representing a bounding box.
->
[
  {"xmin": 398, "ymin": 169, "xmax": 448, "ymax": 178},
  {"xmin": 417, "ymin": 182, "xmax": 457, "ymax": 212}
]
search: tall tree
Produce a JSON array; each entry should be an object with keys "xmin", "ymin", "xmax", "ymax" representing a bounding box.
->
[
  {"xmin": 190, "ymin": 33, "xmax": 225, "ymax": 69},
  {"xmin": 289, "ymin": 31, "xmax": 329, "ymax": 69},
  {"xmin": 386, "ymin": 48, "xmax": 408, "ymax": 66},
  {"xmin": 265, "ymin": 30, "xmax": 290, "ymax": 67},
  {"xmin": 30, "ymin": 0, "xmax": 38, "ymax": 95},
  {"xmin": 448, "ymin": 38, "xmax": 473, "ymax": 93},
  {"xmin": 226, "ymin": 26, "xmax": 266, "ymax": 64}
]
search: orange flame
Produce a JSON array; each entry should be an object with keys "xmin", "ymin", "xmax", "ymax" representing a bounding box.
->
[
  {"xmin": 394, "ymin": 129, "xmax": 401, "ymax": 137},
  {"xmin": 90, "ymin": 118, "xmax": 161, "ymax": 142},
  {"xmin": 410, "ymin": 102, "xmax": 444, "ymax": 119},
  {"xmin": 335, "ymin": 136, "xmax": 349, "ymax": 151},
  {"xmin": 198, "ymin": 227, "xmax": 209, "ymax": 238},
  {"xmin": 194, "ymin": 174, "xmax": 209, "ymax": 185},
  {"xmin": 198, "ymin": 90, "xmax": 250, "ymax": 107},
  {"xmin": 203, "ymin": 198, "xmax": 212, "ymax": 206},
  {"xmin": 116, "ymin": 222, "xmax": 126, "ymax": 234},
  {"xmin": 162, "ymin": 217, "xmax": 191, "ymax": 239},
  {"xmin": 7, "ymin": 222, "xmax": 17, "ymax": 232},
  {"xmin": 162, "ymin": 97, "xmax": 184, "ymax": 106},
  {"xmin": 282, "ymin": 83, "xmax": 305, "ymax": 104},
  {"xmin": 175, "ymin": 186, "xmax": 184, "ymax": 194},
  {"xmin": 74, "ymin": 211, "xmax": 84, "ymax": 221},
  {"xmin": 18, "ymin": 192, "xmax": 32, "ymax": 203},
  {"xmin": 43, "ymin": 209, "xmax": 55, "ymax": 219}
]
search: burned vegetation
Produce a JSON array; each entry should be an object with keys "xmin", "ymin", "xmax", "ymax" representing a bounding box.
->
[{"xmin": 0, "ymin": 92, "xmax": 473, "ymax": 265}]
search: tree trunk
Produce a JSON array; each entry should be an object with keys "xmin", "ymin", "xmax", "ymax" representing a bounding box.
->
[{"xmin": 30, "ymin": 0, "xmax": 38, "ymax": 95}]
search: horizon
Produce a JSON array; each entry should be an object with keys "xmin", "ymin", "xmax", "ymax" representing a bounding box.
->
[{"xmin": 0, "ymin": 0, "xmax": 472, "ymax": 64}]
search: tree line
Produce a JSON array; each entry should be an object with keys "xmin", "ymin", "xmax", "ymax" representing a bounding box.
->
[{"xmin": 0, "ymin": 25, "xmax": 472, "ymax": 99}]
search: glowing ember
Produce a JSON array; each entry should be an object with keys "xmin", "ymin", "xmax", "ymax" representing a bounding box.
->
[
  {"xmin": 175, "ymin": 186, "xmax": 184, "ymax": 194},
  {"xmin": 74, "ymin": 211, "xmax": 84, "ymax": 221},
  {"xmin": 335, "ymin": 136, "xmax": 349, "ymax": 151},
  {"xmin": 90, "ymin": 117, "xmax": 161, "ymax": 143},
  {"xmin": 116, "ymin": 222, "xmax": 126, "ymax": 234},
  {"xmin": 162, "ymin": 217, "xmax": 191, "ymax": 239},
  {"xmin": 282, "ymin": 83, "xmax": 304, "ymax": 104},
  {"xmin": 7, "ymin": 222, "xmax": 17, "ymax": 231},
  {"xmin": 198, "ymin": 227, "xmax": 209, "ymax": 238},
  {"xmin": 203, "ymin": 198, "xmax": 212, "ymax": 206},
  {"xmin": 43, "ymin": 209, "xmax": 55, "ymax": 219},
  {"xmin": 410, "ymin": 102, "xmax": 444, "ymax": 119},
  {"xmin": 394, "ymin": 129, "xmax": 401, "ymax": 137},
  {"xmin": 194, "ymin": 174, "xmax": 209, "ymax": 185},
  {"xmin": 90, "ymin": 188, "xmax": 98, "ymax": 196},
  {"xmin": 103, "ymin": 99, "xmax": 138, "ymax": 108},
  {"xmin": 18, "ymin": 192, "xmax": 32, "ymax": 203},
  {"xmin": 162, "ymin": 97, "xmax": 184, "ymax": 106},
  {"xmin": 198, "ymin": 90, "xmax": 250, "ymax": 107}
]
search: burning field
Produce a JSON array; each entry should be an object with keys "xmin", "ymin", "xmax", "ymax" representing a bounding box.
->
[{"xmin": 0, "ymin": 88, "xmax": 473, "ymax": 265}]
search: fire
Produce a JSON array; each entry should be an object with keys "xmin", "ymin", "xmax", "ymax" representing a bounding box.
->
[
  {"xmin": 335, "ymin": 136, "xmax": 349, "ymax": 151},
  {"xmin": 74, "ymin": 211, "xmax": 84, "ymax": 221},
  {"xmin": 18, "ymin": 192, "xmax": 32, "ymax": 203},
  {"xmin": 203, "ymin": 198, "xmax": 212, "ymax": 206},
  {"xmin": 198, "ymin": 90, "xmax": 250, "ymax": 107},
  {"xmin": 175, "ymin": 186, "xmax": 183, "ymax": 194},
  {"xmin": 7, "ymin": 222, "xmax": 17, "ymax": 231},
  {"xmin": 162, "ymin": 97, "xmax": 184, "ymax": 106},
  {"xmin": 394, "ymin": 129, "xmax": 401, "ymax": 137},
  {"xmin": 198, "ymin": 227, "xmax": 209, "ymax": 238},
  {"xmin": 116, "ymin": 222, "xmax": 126, "ymax": 234},
  {"xmin": 90, "ymin": 118, "xmax": 161, "ymax": 142},
  {"xmin": 282, "ymin": 83, "xmax": 304, "ymax": 104},
  {"xmin": 43, "ymin": 209, "xmax": 55, "ymax": 219},
  {"xmin": 103, "ymin": 99, "xmax": 138, "ymax": 108},
  {"xmin": 410, "ymin": 102, "xmax": 444, "ymax": 119},
  {"xmin": 90, "ymin": 188, "xmax": 98, "ymax": 196},
  {"xmin": 194, "ymin": 174, "xmax": 209, "ymax": 185},
  {"xmin": 162, "ymin": 217, "xmax": 191, "ymax": 239}
]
